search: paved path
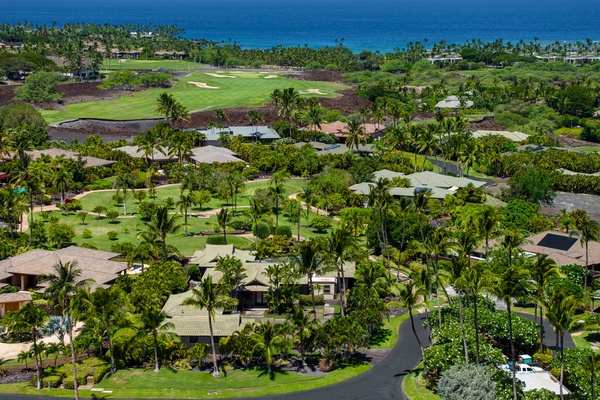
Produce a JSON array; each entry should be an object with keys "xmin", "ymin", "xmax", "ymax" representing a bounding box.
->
[{"xmin": 1, "ymin": 313, "xmax": 573, "ymax": 400}]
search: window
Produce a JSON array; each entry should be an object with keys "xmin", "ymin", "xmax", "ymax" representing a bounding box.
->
[
  {"xmin": 189, "ymin": 336, "xmax": 198, "ymax": 343},
  {"xmin": 323, "ymin": 285, "xmax": 331, "ymax": 294}
]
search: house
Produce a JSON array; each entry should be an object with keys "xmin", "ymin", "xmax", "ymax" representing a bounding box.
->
[
  {"xmin": 115, "ymin": 145, "xmax": 174, "ymax": 163},
  {"xmin": 189, "ymin": 146, "xmax": 244, "ymax": 165},
  {"xmin": 317, "ymin": 121, "xmax": 384, "ymax": 141},
  {"xmin": 349, "ymin": 170, "xmax": 486, "ymax": 199},
  {"xmin": 292, "ymin": 142, "xmax": 375, "ymax": 156},
  {"xmin": 189, "ymin": 244, "xmax": 256, "ymax": 268},
  {"xmin": 161, "ymin": 290, "xmax": 254, "ymax": 348},
  {"xmin": 0, "ymin": 291, "xmax": 32, "ymax": 318},
  {"xmin": 0, "ymin": 246, "xmax": 128, "ymax": 291},
  {"xmin": 521, "ymin": 231, "xmax": 600, "ymax": 269},
  {"xmin": 50, "ymin": 57, "xmax": 98, "ymax": 79},
  {"xmin": 2, "ymin": 149, "xmax": 114, "ymax": 168},
  {"xmin": 191, "ymin": 126, "xmax": 280, "ymax": 146},
  {"xmin": 471, "ymin": 130, "xmax": 529, "ymax": 142},
  {"xmin": 435, "ymin": 95, "xmax": 473, "ymax": 111}
]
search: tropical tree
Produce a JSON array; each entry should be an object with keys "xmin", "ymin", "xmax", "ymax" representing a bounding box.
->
[
  {"xmin": 140, "ymin": 205, "xmax": 182, "ymax": 261},
  {"xmin": 277, "ymin": 88, "xmax": 300, "ymax": 137},
  {"xmin": 177, "ymin": 191, "xmax": 197, "ymax": 236},
  {"xmin": 326, "ymin": 227, "xmax": 361, "ymax": 316},
  {"xmin": 216, "ymin": 255, "xmax": 247, "ymax": 313},
  {"xmin": 529, "ymin": 254, "xmax": 561, "ymax": 353},
  {"xmin": 53, "ymin": 164, "xmax": 74, "ymax": 205},
  {"xmin": 546, "ymin": 287, "xmax": 580, "ymax": 400},
  {"xmin": 488, "ymin": 264, "xmax": 533, "ymax": 400},
  {"xmin": 115, "ymin": 172, "xmax": 136, "ymax": 215},
  {"xmin": 268, "ymin": 170, "xmax": 290, "ymax": 227},
  {"xmin": 286, "ymin": 306, "xmax": 317, "ymax": 370},
  {"xmin": 45, "ymin": 342, "xmax": 64, "ymax": 367},
  {"xmin": 290, "ymin": 239, "xmax": 328, "ymax": 315},
  {"xmin": 477, "ymin": 206, "xmax": 502, "ymax": 261},
  {"xmin": 183, "ymin": 276, "xmax": 237, "ymax": 377},
  {"xmin": 216, "ymin": 207, "xmax": 232, "ymax": 245},
  {"xmin": 39, "ymin": 261, "xmax": 93, "ymax": 400},
  {"xmin": 570, "ymin": 219, "xmax": 600, "ymax": 288},
  {"xmin": 246, "ymin": 110, "xmax": 264, "ymax": 136},
  {"xmin": 460, "ymin": 261, "xmax": 489, "ymax": 365},
  {"xmin": 388, "ymin": 279, "xmax": 426, "ymax": 356},
  {"xmin": 345, "ymin": 119, "xmax": 366, "ymax": 152},
  {"xmin": 139, "ymin": 301, "xmax": 174, "ymax": 373},
  {"xmin": 252, "ymin": 321, "xmax": 283, "ymax": 374}
]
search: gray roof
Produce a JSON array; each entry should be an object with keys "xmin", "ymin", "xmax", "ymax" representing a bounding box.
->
[
  {"xmin": 407, "ymin": 171, "xmax": 485, "ymax": 189},
  {"xmin": 4, "ymin": 149, "xmax": 114, "ymax": 168},
  {"xmin": 189, "ymin": 245, "xmax": 255, "ymax": 266},
  {"xmin": 190, "ymin": 152, "xmax": 244, "ymax": 164},
  {"xmin": 293, "ymin": 141, "xmax": 329, "ymax": 151},
  {"xmin": 389, "ymin": 186, "xmax": 454, "ymax": 199},
  {"xmin": 0, "ymin": 291, "xmax": 32, "ymax": 304},
  {"xmin": 435, "ymin": 95, "xmax": 473, "ymax": 109},
  {"xmin": 116, "ymin": 145, "xmax": 172, "ymax": 162},
  {"xmin": 472, "ymin": 130, "xmax": 529, "ymax": 142},
  {"xmin": 0, "ymin": 246, "xmax": 127, "ymax": 287},
  {"xmin": 167, "ymin": 314, "xmax": 254, "ymax": 337},
  {"xmin": 373, "ymin": 169, "xmax": 405, "ymax": 180},
  {"xmin": 194, "ymin": 126, "xmax": 280, "ymax": 141}
]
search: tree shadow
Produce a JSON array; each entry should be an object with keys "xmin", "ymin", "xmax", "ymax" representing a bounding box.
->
[
  {"xmin": 369, "ymin": 328, "xmax": 392, "ymax": 346},
  {"xmin": 257, "ymin": 366, "xmax": 289, "ymax": 381}
]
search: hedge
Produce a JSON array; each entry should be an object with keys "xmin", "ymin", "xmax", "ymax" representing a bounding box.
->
[{"xmin": 40, "ymin": 375, "xmax": 62, "ymax": 388}]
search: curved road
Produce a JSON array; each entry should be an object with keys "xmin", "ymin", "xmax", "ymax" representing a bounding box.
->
[{"xmin": 2, "ymin": 313, "xmax": 571, "ymax": 400}]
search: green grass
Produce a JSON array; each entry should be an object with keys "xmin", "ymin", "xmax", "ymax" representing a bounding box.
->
[
  {"xmin": 370, "ymin": 313, "xmax": 411, "ymax": 349},
  {"xmin": 34, "ymin": 178, "xmax": 338, "ymax": 255},
  {"xmin": 103, "ymin": 59, "xmax": 205, "ymax": 71},
  {"xmin": 42, "ymin": 71, "xmax": 349, "ymax": 123},
  {"xmin": 571, "ymin": 331, "xmax": 600, "ymax": 352},
  {"xmin": 0, "ymin": 364, "xmax": 371, "ymax": 398},
  {"xmin": 555, "ymin": 127, "xmax": 584, "ymax": 137},
  {"xmin": 572, "ymin": 146, "xmax": 600, "ymax": 153},
  {"xmin": 403, "ymin": 365, "xmax": 441, "ymax": 400}
]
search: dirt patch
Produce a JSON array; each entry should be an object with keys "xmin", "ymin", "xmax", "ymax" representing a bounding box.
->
[
  {"xmin": 0, "ymin": 85, "xmax": 15, "ymax": 105},
  {"xmin": 288, "ymin": 70, "xmax": 346, "ymax": 83},
  {"xmin": 49, "ymin": 118, "xmax": 161, "ymax": 143},
  {"xmin": 468, "ymin": 116, "xmax": 507, "ymax": 131},
  {"xmin": 205, "ymin": 72, "xmax": 236, "ymax": 78}
]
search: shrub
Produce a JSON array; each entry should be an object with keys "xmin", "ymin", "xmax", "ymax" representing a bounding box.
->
[
  {"xmin": 438, "ymin": 364, "xmax": 497, "ymax": 400},
  {"xmin": 188, "ymin": 265, "xmax": 200, "ymax": 280},
  {"xmin": 41, "ymin": 374, "xmax": 62, "ymax": 388},
  {"xmin": 106, "ymin": 210, "xmax": 120, "ymax": 223},
  {"xmin": 299, "ymin": 294, "xmax": 324, "ymax": 307},
  {"xmin": 206, "ymin": 235, "xmax": 226, "ymax": 245},
  {"xmin": 171, "ymin": 359, "xmax": 192, "ymax": 371},
  {"xmin": 92, "ymin": 364, "xmax": 111, "ymax": 384},
  {"xmin": 229, "ymin": 219, "xmax": 251, "ymax": 231},
  {"xmin": 107, "ymin": 231, "xmax": 119, "ymax": 240},
  {"xmin": 309, "ymin": 215, "xmax": 331, "ymax": 232},
  {"xmin": 112, "ymin": 194, "xmax": 124, "ymax": 205},
  {"xmin": 79, "ymin": 242, "xmax": 98, "ymax": 250},
  {"xmin": 137, "ymin": 201, "xmax": 157, "ymax": 221},
  {"xmin": 81, "ymin": 229, "xmax": 92, "ymax": 239},
  {"xmin": 254, "ymin": 222, "xmax": 271, "ymax": 239},
  {"xmin": 274, "ymin": 225, "xmax": 292, "ymax": 238}
]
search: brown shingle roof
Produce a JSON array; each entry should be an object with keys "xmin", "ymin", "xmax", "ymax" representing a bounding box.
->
[
  {"xmin": 522, "ymin": 231, "xmax": 600, "ymax": 267},
  {"xmin": 0, "ymin": 291, "xmax": 32, "ymax": 304}
]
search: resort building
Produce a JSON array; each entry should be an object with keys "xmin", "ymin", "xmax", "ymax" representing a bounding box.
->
[
  {"xmin": 471, "ymin": 130, "xmax": 529, "ymax": 142},
  {"xmin": 0, "ymin": 246, "xmax": 128, "ymax": 292},
  {"xmin": 293, "ymin": 141, "xmax": 375, "ymax": 156},
  {"xmin": 435, "ymin": 95, "xmax": 473, "ymax": 111},
  {"xmin": 191, "ymin": 126, "xmax": 280, "ymax": 146},
  {"xmin": 0, "ymin": 291, "xmax": 32, "ymax": 318},
  {"xmin": 521, "ymin": 231, "xmax": 600, "ymax": 269},
  {"xmin": 1, "ymin": 149, "xmax": 114, "ymax": 168}
]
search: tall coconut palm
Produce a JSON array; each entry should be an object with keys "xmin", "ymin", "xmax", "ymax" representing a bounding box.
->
[
  {"xmin": 570, "ymin": 219, "xmax": 600, "ymax": 289},
  {"xmin": 177, "ymin": 191, "xmax": 197, "ymax": 236},
  {"xmin": 290, "ymin": 239, "xmax": 327, "ymax": 315},
  {"xmin": 246, "ymin": 110, "xmax": 264, "ymax": 137},
  {"xmin": 139, "ymin": 301, "xmax": 174, "ymax": 373},
  {"xmin": 268, "ymin": 170, "xmax": 290, "ymax": 227},
  {"xmin": 530, "ymin": 254, "xmax": 561, "ymax": 353},
  {"xmin": 216, "ymin": 207, "xmax": 232, "ymax": 245},
  {"xmin": 53, "ymin": 165, "xmax": 74, "ymax": 205},
  {"xmin": 39, "ymin": 261, "xmax": 93, "ymax": 400},
  {"xmin": 278, "ymin": 88, "xmax": 299, "ymax": 138},
  {"xmin": 183, "ymin": 276, "xmax": 237, "ymax": 377},
  {"xmin": 115, "ymin": 172, "xmax": 136, "ymax": 216},
  {"xmin": 388, "ymin": 279, "xmax": 426, "ymax": 357},
  {"xmin": 14, "ymin": 163, "xmax": 45, "ymax": 245},
  {"xmin": 286, "ymin": 307, "xmax": 316, "ymax": 370},
  {"xmin": 477, "ymin": 206, "xmax": 502, "ymax": 261},
  {"xmin": 140, "ymin": 205, "xmax": 182, "ymax": 261},
  {"xmin": 488, "ymin": 264, "xmax": 533, "ymax": 400},
  {"xmin": 584, "ymin": 351, "xmax": 600, "ymax": 400},
  {"xmin": 326, "ymin": 227, "xmax": 362, "ymax": 316},
  {"xmin": 546, "ymin": 287, "xmax": 580, "ymax": 400},
  {"xmin": 345, "ymin": 119, "xmax": 366, "ymax": 152},
  {"xmin": 460, "ymin": 261, "xmax": 489, "ymax": 365},
  {"xmin": 252, "ymin": 320, "xmax": 283, "ymax": 374}
]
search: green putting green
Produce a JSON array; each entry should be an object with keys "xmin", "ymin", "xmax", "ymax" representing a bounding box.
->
[{"xmin": 42, "ymin": 71, "xmax": 349, "ymax": 123}]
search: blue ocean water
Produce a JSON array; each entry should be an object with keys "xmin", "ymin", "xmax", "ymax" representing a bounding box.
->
[{"xmin": 2, "ymin": 0, "xmax": 600, "ymax": 52}]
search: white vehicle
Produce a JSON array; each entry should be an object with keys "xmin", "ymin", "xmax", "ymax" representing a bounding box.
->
[{"xmin": 500, "ymin": 363, "xmax": 544, "ymax": 374}]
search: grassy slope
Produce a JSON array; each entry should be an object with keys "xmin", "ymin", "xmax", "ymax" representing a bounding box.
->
[
  {"xmin": 103, "ymin": 59, "xmax": 205, "ymax": 70},
  {"xmin": 0, "ymin": 364, "xmax": 371, "ymax": 398},
  {"xmin": 403, "ymin": 366, "xmax": 441, "ymax": 400},
  {"xmin": 42, "ymin": 71, "xmax": 348, "ymax": 123},
  {"xmin": 370, "ymin": 313, "xmax": 411, "ymax": 349}
]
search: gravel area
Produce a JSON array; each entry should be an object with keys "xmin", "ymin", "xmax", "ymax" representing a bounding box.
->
[{"xmin": 541, "ymin": 192, "xmax": 600, "ymax": 221}]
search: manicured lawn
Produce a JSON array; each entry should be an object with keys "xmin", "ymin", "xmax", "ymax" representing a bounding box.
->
[
  {"xmin": 572, "ymin": 146, "xmax": 600, "ymax": 153},
  {"xmin": 571, "ymin": 331, "xmax": 600, "ymax": 352},
  {"xmin": 42, "ymin": 71, "xmax": 349, "ymax": 122},
  {"xmin": 33, "ymin": 178, "xmax": 339, "ymax": 255},
  {"xmin": 370, "ymin": 313, "xmax": 411, "ymax": 349},
  {"xmin": 103, "ymin": 59, "xmax": 205, "ymax": 71},
  {"xmin": 403, "ymin": 365, "xmax": 441, "ymax": 400},
  {"xmin": 0, "ymin": 364, "xmax": 371, "ymax": 398}
]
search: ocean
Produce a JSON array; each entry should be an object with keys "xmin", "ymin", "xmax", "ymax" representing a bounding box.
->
[{"xmin": 2, "ymin": 0, "xmax": 600, "ymax": 53}]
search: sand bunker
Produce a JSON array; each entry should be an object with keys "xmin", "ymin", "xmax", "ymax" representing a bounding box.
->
[
  {"xmin": 299, "ymin": 88, "xmax": 326, "ymax": 95},
  {"xmin": 189, "ymin": 81, "xmax": 220, "ymax": 89},
  {"xmin": 264, "ymin": 75, "xmax": 278, "ymax": 79},
  {"xmin": 205, "ymin": 73, "xmax": 236, "ymax": 78}
]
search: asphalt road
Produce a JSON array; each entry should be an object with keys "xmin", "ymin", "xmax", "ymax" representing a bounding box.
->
[{"xmin": 1, "ymin": 312, "xmax": 573, "ymax": 400}]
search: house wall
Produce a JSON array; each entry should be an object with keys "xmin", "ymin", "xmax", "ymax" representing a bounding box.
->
[
  {"xmin": 0, "ymin": 301, "xmax": 25, "ymax": 318},
  {"xmin": 180, "ymin": 335, "xmax": 222, "ymax": 349}
]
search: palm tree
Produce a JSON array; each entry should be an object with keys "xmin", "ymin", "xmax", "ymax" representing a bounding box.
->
[
  {"xmin": 14, "ymin": 163, "xmax": 45, "ymax": 245},
  {"xmin": 246, "ymin": 110, "xmax": 264, "ymax": 137},
  {"xmin": 268, "ymin": 170, "xmax": 290, "ymax": 227},
  {"xmin": 216, "ymin": 207, "xmax": 232, "ymax": 245},
  {"xmin": 133, "ymin": 129, "xmax": 164, "ymax": 166},
  {"xmin": 177, "ymin": 191, "xmax": 197, "ymax": 236},
  {"xmin": 413, "ymin": 189, "xmax": 431, "ymax": 244},
  {"xmin": 488, "ymin": 264, "xmax": 533, "ymax": 400},
  {"xmin": 252, "ymin": 321, "xmax": 283, "ymax": 374},
  {"xmin": 477, "ymin": 206, "xmax": 502, "ymax": 261},
  {"xmin": 53, "ymin": 166, "xmax": 74, "ymax": 205},
  {"xmin": 326, "ymin": 228, "xmax": 362, "ymax": 316},
  {"xmin": 7, "ymin": 302, "xmax": 47, "ymax": 389},
  {"xmin": 570, "ymin": 220, "xmax": 600, "ymax": 288},
  {"xmin": 183, "ymin": 276, "xmax": 237, "ymax": 377},
  {"xmin": 388, "ymin": 279, "xmax": 426, "ymax": 357},
  {"xmin": 530, "ymin": 254, "xmax": 561, "ymax": 353},
  {"xmin": 461, "ymin": 261, "xmax": 488, "ymax": 365},
  {"xmin": 278, "ymin": 88, "xmax": 300, "ymax": 138},
  {"xmin": 139, "ymin": 301, "xmax": 174, "ymax": 373},
  {"xmin": 546, "ymin": 287, "xmax": 580, "ymax": 400},
  {"xmin": 216, "ymin": 255, "xmax": 247, "ymax": 314},
  {"xmin": 290, "ymin": 239, "xmax": 327, "ymax": 315},
  {"xmin": 584, "ymin": 351, "xmax": 600, "ymax": 400},
  {"xmin": 140, "ymin": 205, "xmax": 182, "ymax": 261},
  {"xmin": 345, "ymin": 119, "xmax": 366, "ymax": 152},
  {"xmin": 17, "ymin": 350, "xmax": 33, "ymax": 370},
  {"xmin": 84, "ymin": 286, "xmax": 128, "ymax": 375},
  {"xmin": 39, "ymin": 261, "xmax": 93, "ymax": 400},
  {"xmin": 45, "ymin": 342, "xmax": 64, "ymax": 367},
  {"xmin": 286, "ymin": 307, "xmax": 316, "ymax": 370},
  {"xmin": 115, "ymin": 172, "xmax": 136, "ymax": 216}
]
